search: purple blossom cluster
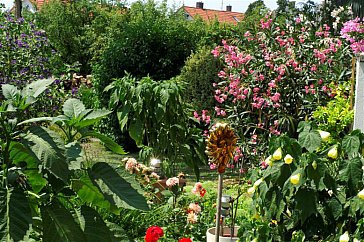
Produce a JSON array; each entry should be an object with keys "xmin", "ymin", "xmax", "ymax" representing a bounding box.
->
[
  {"xmin": 340, "ymin": 18, "xmax": 364, "ymax": 54},
  {"xmin": 0, "ymin": 12, "xmax": 52, "ymax": 86}
]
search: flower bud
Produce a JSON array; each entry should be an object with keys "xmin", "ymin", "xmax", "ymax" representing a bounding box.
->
[
  {"xmin": 358, "ymin": 189, "xmax": 364, "ymax": 200},
  {"xmin": 284, "ymin": 154, "xmax": 293, "ymax": 164},
  {"xmin": 247, "ymin": 186, "xmax": 255, "ymax": 197},
  {"xmin": 318, "ymin": 130, "xmax": 330, "ymax": 142},
  {"xmin": 290, "ymin": 174, "xmax": 300, "ymax": 185},
  {"xmin": 265, "ymin": 155, "xmax": 273, "ymax": 166},
  {"xmin": 339, "ymin": 231, "xmax": 349, "ymax": 242},
  {"xmin": 312, "ymin": 161, "xmax": 317, "ymax": 170},
  {"xmin": 254, "ymin": 178, "xmax": 263, "ymax": 187},
  {"xmin": 272, "ymin": 148, "xmax": 283, "ymax": 160},
  {"xmin": 328, "ymin": 146, "xmax": 338, "ymax": 159}
]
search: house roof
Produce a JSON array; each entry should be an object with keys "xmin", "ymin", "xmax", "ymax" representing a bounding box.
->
[
  {"xmin": 28, "ymin": 0, "xmax": 68, "ymax": 10},
  {"xmin": 183, "ymin": 6, "xmax": 244, "ymax": 25}
]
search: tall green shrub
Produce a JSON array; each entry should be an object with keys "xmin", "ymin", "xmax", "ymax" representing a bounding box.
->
[
  {"xmin": 105, "ymin": 75, "xmax": 207, "ymax": 178},
  {"xmin": 179, "ymin": 46, "xmax": 222, "ymax": 110},
  {"xmin": 92, "ymin": 0, "xmax": 204, "ymax": 101}
]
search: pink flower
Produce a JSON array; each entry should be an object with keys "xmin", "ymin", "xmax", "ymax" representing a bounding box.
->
[
  {"xmin": 124, "ymin": 158, "xmax": 138, "ymax": 173},
  {"xmin": 189, "ymin": 203, "xmax": 201, "ymax": 214},
  {"xmin": 209, "ymin": 163, "xmax": 217, "ymax": 170},
  {"xmin": 166, "ymin": 177, "xmax": 179, "ymax": 187},
  {"xmin": 192, "ymin": 182, "xmax": 203, "ymax": 195}
]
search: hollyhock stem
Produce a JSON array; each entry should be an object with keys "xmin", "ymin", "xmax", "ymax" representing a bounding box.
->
[{"xmin": 215, "ymin": 173, "xmax": 223, "ymax": 242}]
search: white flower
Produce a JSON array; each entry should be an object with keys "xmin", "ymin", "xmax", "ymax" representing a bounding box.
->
[{"xmin": 339, "ymin": 231, "xmax": 349, "ymax": 242}]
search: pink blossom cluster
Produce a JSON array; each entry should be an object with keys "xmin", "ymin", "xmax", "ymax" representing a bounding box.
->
[
  {"xmin": 193, "ymin": 110, "xmax": 211, "ymax": 124},
  {"xmin": 124, "ymin": 157, "xmax": 159, "ymax": 182},
  {"xmin": 187, "ymin": 202, "xmax": 201, "ymax": 224},
  {"xmin": 341, "ymin": 18, "xmax": 364, "ymax": 53},
  {"xmin": 210, "ymin": 13, "xmax": 350, "ymax": 163},
  {"xmin": 166, "ymin": 177, "xmax": 179, "ymax": 187}
]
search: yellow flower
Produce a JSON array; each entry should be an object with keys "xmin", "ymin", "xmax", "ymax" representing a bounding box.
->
[
  {"xmin": 318, "ymin": 130, "xmax": 330, "ymax": 142},
  {"xmin": 358, "ymin": 189, "xmax": 364, "ymax": 200},
  {"xmin": 339, "ymin": 231, "xmax": 349, "ymax": 242},
  {"xmin": 247, "ymin": 186, "xmax": 256, "ymax": 197},
  {"xmin": 206, "ymin": 123, "xmax": 237, "ymax": 173},
  {"xmin": 253, "ymin": 178, "xmax": 263, "ymax": 187},
  {"xmin": 290, "ymin": 174, "xmax": 300, "ymax": 185},
  {"xmin": 284, "ymin": 154, "xmax": 293, "ymax": 164},
  {"xmin": 272, "ymin": 147, "xmax": 283, "ymax": 160},
  {"xmin": 265, "ymin": 155, "xmax": 273, "ymax": 166},
  {"xmin": 312, "ymin": 161, "xmax": 317, "ymax": 170},
  {"xmin": 328, "ymin": 146, "xmax": 338, "ymax": 159}
]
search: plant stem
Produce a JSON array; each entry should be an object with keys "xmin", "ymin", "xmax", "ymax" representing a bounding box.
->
[{"xmin": 215, "ymin": 173, "xmax": 223, "ymax": 242}]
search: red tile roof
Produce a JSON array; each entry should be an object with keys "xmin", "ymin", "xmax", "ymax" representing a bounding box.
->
[
  {"xmin": 30, "ymin": 0, "xmax": 68, "ymax": 10},
  {"xmin": 183, "ymin": 6, "xmax": 244, "ymax": 25}
]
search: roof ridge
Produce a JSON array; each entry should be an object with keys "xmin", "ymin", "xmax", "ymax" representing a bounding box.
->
[{"xmin": 183, "ymin": 6, "xmax": 243, "ymax": 14}]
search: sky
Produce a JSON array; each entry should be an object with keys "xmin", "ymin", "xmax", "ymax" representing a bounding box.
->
[{"xmin": 1, "ymin": 0, "xmax": 321, "ymax": 12}]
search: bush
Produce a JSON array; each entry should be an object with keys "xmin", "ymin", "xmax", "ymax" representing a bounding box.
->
[
  {"xmin": 178, "ymin": 46, "xmax": 222, "ymax": 110},
  {"xmin": 36, "ymin": 0, "xmax": 123, "ymax": 74},
  {"xmin": 92, "ymin": 0, "xmax": 205, "ymax": 102},
  {"xmin": 105, "ymin": 75, "xmax": 207, "ymax": 177},
  {"xmin": 211, "ymin": 10, "xmax": 353, "ymax": 166},
  {"xmin": 243, "ymin": 121, "xmax": 364, "ymax": 241}
]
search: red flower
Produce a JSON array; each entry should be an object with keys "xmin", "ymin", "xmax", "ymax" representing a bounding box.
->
[
  {"xmin": 200, "ymin": 188, "xmax": 206, "ymax": 197},
  {"xmin": 145, "ymin": 226, "xmax": 164, "ymax": 242},
  {"xmin": 179, "ymin": 238, "xmax": 192, "ymax": 242}
]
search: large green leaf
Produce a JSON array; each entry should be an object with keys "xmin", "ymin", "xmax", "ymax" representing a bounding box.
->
[
  {"xmin": 65, "ymin": 142, "xmax": 84, "ymax": 170},
  {"xmin": 22, "ymin": 126, "xmax": 69, "ymax": 183},
  {"xmin": 21, "ymin": 78, "xmax": 54, "ymax": 100},
  {"xmin": 298, "ymin": 130, "xmax": 321, "ymax": 153},
  {"xmin": 62, "ymin": 98, "xmax": 86, "ymax": 119},
  {"xmin": 75, "ymin": 205, "xmax": 115, "ymax": 242},
  {"xmin": 88, "ymin": 162, "xmax": 149, "ymax": 211},
  {"xmin": 81, "ymin": 132, "xmax": 126, "ymax": 155},
  {"xmin": 41, "ymin": 201, "xmax": 86, "ymax": 242},
  {"xmin": 0, "ymin": 188, "xmax": 33, "ymax": 242},
  {"xmin": 116, "ymin": 104, "xmax": 130, "ymax": 131},
  {"xmin": 1, "ymin": 84, "xmax": 20, "ymax": 100},
  {"xmin": 129, "ymin": 118, "xmax": 144, "ymax": 147},
  {"xmin": 75, "ymin": 110, "xmax": 112, "ymax": 129},
  {"xmin": 295, "ymin": 188, "xmax": 317, "ymax": 223},
  {"xmin": 9, "ymin": 141, "xmax": 38, "ymax": 168},
  {"xmin": 342, "ymin": 134, "xmax": 360, "ymax": 157},
  {"xmin": 340, "ymin": 157, "xmax": 363, "ymax": 193},
  {"xmin": 71, "ymin": 177, "xmax": 111, "ymax": 210}
]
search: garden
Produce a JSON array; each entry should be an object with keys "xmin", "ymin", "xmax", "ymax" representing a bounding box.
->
[{"xmin": 0, "ymin": 0, "xmax": 364, "ymax": 241}]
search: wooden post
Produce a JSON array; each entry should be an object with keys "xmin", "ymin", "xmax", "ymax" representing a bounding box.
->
[
  {"xmin": 354, "ymin": 54, "xmax": 364, "ymax": 131},
  {"xmin": 215, "ymin": 173, "xmax": 223, "ymax": 242},
  {"xmin": 15, "ymin": 0, "xmax": 22, "ymax": 19}
]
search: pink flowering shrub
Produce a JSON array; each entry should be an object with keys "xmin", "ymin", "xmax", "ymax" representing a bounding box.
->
[
  {"xmin": 211, "ymin": 13, "xmax": 352, "ymax": 166},
  {"xmin": 341, "ymin": 17, "xmax": 364, "ymax": 54}
]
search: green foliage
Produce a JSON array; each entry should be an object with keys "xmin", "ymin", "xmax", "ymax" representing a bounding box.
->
[
  {"xmin": 105, "ymin": 75, "xmax": 207, "ymax": 177},
  {"xmin": 0, "ymin": 80, "xmax": 148, "ymax": 241},
  {"xmin": 313, "ymin": 93, "xmax": 354, "ymax": 140},
  {"xmin": 244, "ymin": 121, "xmax": 364, "ymax": 240},
  {"xmin": 178, "ymin": 46, "xmax": 222, "ymax": 110},
  {"xmin": 92, "ymin": 0, "xmax": 205, "ymax": 100},
  {"xmin": 36, "ymin": 0, "xmax": 124, "ymax": 74}
]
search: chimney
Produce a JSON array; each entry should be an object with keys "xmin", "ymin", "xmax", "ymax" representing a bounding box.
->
[
  {"xmin": 196, "ymin": 1, "xmax": 204, "ymax": 9},
  {"xmin": 226, "ymin": 5, "xmax": 232, "ymax": 12}
]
